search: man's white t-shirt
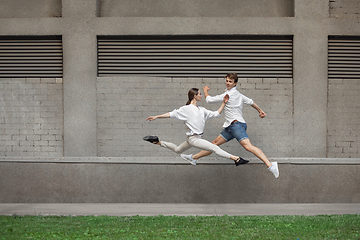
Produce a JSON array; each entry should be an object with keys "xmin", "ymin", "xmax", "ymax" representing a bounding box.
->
[{"xmin": 206, "ymin": 87, "xmax": 254, "ymax": 128}]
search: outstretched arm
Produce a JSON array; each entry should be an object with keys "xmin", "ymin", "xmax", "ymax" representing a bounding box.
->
[
  {"xmin": 251, "ymin": 103, "xmax": 266, "ymax": 118},
  {"xmin": 146, "ymin": 112, "xmax": 170, "ymax": 121},
  {"xmin": 217, "ymin": 94, "xmax": 229, "ymax": 114}
]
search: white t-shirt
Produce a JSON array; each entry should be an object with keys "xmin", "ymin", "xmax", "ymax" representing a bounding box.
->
[
  {"xmin": 206, "ymin": 87, "xmax": 254, "ymax": 127},
  {"xmin": 169, "ymin": 104, "xmax": 220, "ymax": 136}
]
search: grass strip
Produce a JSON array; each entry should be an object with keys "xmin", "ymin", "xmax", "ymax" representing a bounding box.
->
[{"xmin": 1, "ymin": 214, "xmax": 359, "ymax": 239}]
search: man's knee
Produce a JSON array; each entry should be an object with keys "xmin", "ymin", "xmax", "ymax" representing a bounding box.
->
[
  {"xmin": 212, "ymin": 136, "xmax": 226, "ymax": 146},
  {"xmin": 243, "ymin": 144, "xmax": 253, "ymax": 152},
  {"xmin": 240, "ymin": 140, "xmax": 254, "ymax": 152}
]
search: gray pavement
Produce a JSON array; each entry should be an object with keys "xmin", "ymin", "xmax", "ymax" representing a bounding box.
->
[{"xmin": 1, "ymin": 203, "xmax": 360, "ymax": 216}]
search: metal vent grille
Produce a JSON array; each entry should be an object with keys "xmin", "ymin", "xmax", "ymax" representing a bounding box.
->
[
  {"xmin": 98, "ymin": 35, "xmax": 293, "ymax": 78},
  {"xmin": 329, "ymin": 36, "xmax": 360, "ymax": 79},
  {"xmin": 0, "ymin": 36, "xmax": 63, "ymax": 78}
]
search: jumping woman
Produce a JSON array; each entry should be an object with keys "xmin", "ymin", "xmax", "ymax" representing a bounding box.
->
[{"xmin": 143, "ymin": 88, "xmax": 249, "ymax": 166}]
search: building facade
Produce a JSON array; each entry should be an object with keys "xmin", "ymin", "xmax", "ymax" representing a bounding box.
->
[{"xmin": 0, "ymin": 0, "xmax": 359, "ymax": 203}]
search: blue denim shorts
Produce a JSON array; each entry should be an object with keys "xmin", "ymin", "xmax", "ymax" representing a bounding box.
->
[{"xmin": 220, "ymin": 121, "xmax": 249, "ymax": 142}]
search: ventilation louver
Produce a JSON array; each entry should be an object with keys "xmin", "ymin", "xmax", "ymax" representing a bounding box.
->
[{"xmin": 98, "ymin": 35, "xmax": 292, "ymax": 78}]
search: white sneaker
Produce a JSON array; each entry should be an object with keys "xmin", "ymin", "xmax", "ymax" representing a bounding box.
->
[
  {"xmin": 269, "ymin": 161, "xmax": 279, "ymax": 178},
  {"xmin": 181, "ymin": 154, "xmax": 197, "ymax": 166}
]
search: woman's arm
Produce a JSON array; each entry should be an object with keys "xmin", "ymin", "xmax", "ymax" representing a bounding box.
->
[
  {"xmin": 217, "ymin": 94, "xmax": 229, "ymax": 114},
  {"xmin": 146, "ymin": 112, "xmax": 170, "ymax": 121}
]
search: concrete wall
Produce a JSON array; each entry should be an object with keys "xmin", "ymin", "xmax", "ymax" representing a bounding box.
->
[
  {"xmin": 330, "ymin": 0, "xmax": 360, "ymax": 18},
  {"xmin": 99, "ymin": 0, "xmax": 294, "ymax": 17},
  {"xmin": 0, "ymin": 0, "xmax": 61, "ymax": 18},
  {"xmin": 0, "ymin": 0, "xmax": 344, "ymax": 159},
  {"xmin": 1, "ymin": 0, "xmax": 360, "ymax": 203},
  {"xmin": 0, "ymin": 159, "xmax": 359, "ymax": 203}
]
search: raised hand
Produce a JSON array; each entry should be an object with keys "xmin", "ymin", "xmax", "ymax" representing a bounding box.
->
[{"xmin": 203, "ymin": 86, "xmax": 210, "ymax": 92}]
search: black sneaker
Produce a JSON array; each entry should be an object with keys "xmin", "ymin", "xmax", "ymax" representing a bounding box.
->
[
  {"xmin": 143, "ymin": 135, "xmax": 159, "ymax": 144},
  {"xmin": 235, "ymin": 157, "xmax": 249, "ymax": 166}
]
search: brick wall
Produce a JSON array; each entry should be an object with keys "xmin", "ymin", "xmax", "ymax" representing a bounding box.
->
[
  {"xmin": 97, "ymin": 77, "xmax": 294, "ymax": 159},
  {"xmin": 0, "ymin": 78, "xmax": 63, "ymax": 157},
  {"xmin": 328, "ymin": 79, "xmax": 360, "ymax": 158},
  {"xmin": 3, "ymin": 76, "xmax": 359, "ymax": 159}
]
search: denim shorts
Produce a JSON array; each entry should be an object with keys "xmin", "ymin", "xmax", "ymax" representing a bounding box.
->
[{"xmin": 220, "ymin": 121, "xmax": 249, "ymax": 142}]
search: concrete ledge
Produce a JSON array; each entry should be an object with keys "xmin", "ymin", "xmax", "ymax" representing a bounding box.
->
[
  {"xmin": 1, "ymin": 158, "xmax": 359, "ymax": 203},
  {"xmin": 0, "ymin": 157, "xmax": 359, "ymax": 164},
  {"xmin": 1, "ymin": 203, "xmax": 359, "ymax": 216}
]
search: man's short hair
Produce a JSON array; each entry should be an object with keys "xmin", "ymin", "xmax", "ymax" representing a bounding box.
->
[{"xmin": 225, "ymin": 73, "xmax": 238, "ymax": 83}]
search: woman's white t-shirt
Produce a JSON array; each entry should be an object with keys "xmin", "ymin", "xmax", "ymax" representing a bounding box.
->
[{"xmin": 169, "ymin": 104, "xmax": 220, "ymax": 136}]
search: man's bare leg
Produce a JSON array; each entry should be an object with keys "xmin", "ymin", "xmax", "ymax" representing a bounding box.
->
[
  {"xmin": 239, "ymin": 138, "xmax": 271, "ymax": 168},
  {"xmin": 192, "ymin": 135, "xmax": 227, "ymax": 160}
]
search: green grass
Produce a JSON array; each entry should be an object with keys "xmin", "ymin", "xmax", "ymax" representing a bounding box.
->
[{"xmin": 1, "ymin": 214, "xmax": 359, "ymax": 239}]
